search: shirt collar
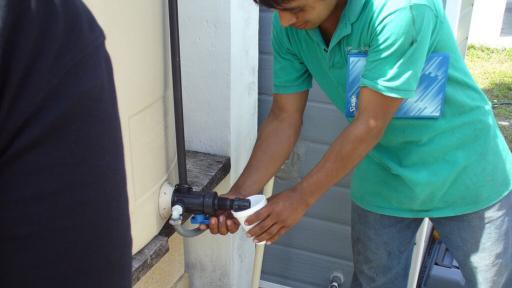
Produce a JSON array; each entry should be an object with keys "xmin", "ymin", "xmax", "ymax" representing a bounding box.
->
[{"xmin": 307, "ymin": 0, "xmax": 367, "ymax": 50}]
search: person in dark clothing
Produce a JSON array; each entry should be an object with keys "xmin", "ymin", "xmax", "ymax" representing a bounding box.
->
[{"xmin": 0, "ymin": 1, "xmax": 132, "ymax": 287}]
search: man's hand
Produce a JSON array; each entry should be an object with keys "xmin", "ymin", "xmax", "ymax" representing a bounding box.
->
[
  {"xmin": 198, "ymin": 191, "xmax": 242, "ymax": 235},
  {"xmin": 199, "ymin": 91, "xmax": 308, "ymax": 237},
  {"xmin": 245, "ymin": 188, "xmax": 310, "ymax": 244}
]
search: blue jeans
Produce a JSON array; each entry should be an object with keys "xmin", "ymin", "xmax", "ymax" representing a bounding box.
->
[{"xmin": 351, "ymin": 192, "xmax": 512, "ymax": 288}]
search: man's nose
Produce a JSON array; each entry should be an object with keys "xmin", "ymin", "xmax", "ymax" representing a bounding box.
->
[{"xmin": 278, "ymin": 11, "xmax": 297, "ymax": 27}]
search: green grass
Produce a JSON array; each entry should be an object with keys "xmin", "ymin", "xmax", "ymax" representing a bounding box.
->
[{"xmin": 465, "ymin": 45, "xmax": 512, "ymax": 146}]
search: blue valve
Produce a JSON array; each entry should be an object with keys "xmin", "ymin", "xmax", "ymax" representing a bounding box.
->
[{"xmin": 191, "ymin": 214, "xmax": 210, "ymax": 225}]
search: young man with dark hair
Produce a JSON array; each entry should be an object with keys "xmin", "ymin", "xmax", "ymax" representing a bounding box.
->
[{"xmin": 203, "ymin": 0, "xmax": 512, "ymax": 287}]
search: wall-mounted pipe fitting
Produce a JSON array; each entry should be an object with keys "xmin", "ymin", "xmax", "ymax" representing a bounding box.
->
[
  {"xmin": 159, "ymin": 182, "xmax": 174, "ymax": 219},
  {"xmin": 159, "ymin": 181, "xmax": 251, "ymax": 238},
  {"xmin": 172, "ymin": 189, "xmax": 251, "ymax": 215}
]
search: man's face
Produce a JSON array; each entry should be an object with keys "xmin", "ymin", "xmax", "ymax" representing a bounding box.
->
[{"xmin": 276, "ymin": 0, "xmax": 339, "ymax": 30}]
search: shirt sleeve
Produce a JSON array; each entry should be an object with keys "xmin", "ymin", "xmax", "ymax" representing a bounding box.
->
[
  {"xmin": 272, "ymin": 12, "xmax": 312, "ymax": 94},
  {"xmin": 360, "ymin": 4, "xmax": 439, "ymax": 99}
]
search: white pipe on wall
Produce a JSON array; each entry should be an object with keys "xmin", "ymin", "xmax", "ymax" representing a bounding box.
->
[{"xmin": 251, "ymin": 178, "xmax": 275, "ymax": 288}]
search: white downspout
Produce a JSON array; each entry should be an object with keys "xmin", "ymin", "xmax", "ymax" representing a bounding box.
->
[{"xmin": 251, "ymin": 177, "xmax": 275, "ymax": 288}]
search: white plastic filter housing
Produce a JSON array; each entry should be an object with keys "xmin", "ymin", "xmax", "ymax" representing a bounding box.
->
[
  {"xmin": 233, "ymin": 194, "xmax": 267, "ymax": 246},
  {"xmin": 83, "ymin": 0, "xmax": 179, "ymax": 254},
  {"xmin": 232, "ymin": 195, "xmax": 267, "ymax": 231}
]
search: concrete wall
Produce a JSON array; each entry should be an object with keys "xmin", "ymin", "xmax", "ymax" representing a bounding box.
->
[
  {"xmin": 178, "ymin": 0, "xmax": 259, "ymax": 287},
  {"xmin": 183, "ymin": 178, "xmax": 254, "ymax": 288},
  {"xmin": 178, "ymin": 1, "xmax": 230, "ymax": 156}
]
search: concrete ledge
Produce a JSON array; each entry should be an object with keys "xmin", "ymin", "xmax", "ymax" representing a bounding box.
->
[{"xmin": 131, "ymin": 150, "xmax": 230, "ymax": 285}]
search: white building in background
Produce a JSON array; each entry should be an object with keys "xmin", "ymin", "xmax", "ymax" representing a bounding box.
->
[{"xmin": 468, "ymin": 0, "xmax": 512, "ymax": 48}]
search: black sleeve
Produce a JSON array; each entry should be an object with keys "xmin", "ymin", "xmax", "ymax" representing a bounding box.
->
[{"xmin": 0, "ymin": 1, "xmax": 132, "ymax": 287}]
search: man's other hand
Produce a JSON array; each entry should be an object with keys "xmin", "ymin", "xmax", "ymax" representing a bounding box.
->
[{"xmin": 245, "ymin": 188, "xmax": 310, "ymax": 244}]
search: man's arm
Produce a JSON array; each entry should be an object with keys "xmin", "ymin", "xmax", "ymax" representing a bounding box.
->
[
  {"xmin": 230, "ymin": 90, "xmax": 309, "ymax": 197},
  {"xmin": 204, "ymin": 90, "xmax": 309, "ymax": 235},
  {"xmin": 246, "ymin": 87, "xmax": 402, "ymax": 243},
  {"xmin": 294, "ymin": 87, "xmax": 402, "ymax": 205}
]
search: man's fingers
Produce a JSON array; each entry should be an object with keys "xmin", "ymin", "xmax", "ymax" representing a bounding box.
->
[
  {"xmin": 209, "ymin": 217, "xmax": 219, "ymax": 234},
  {"xmin": 218, "ymin": 215, "xmax": 228, "ymax": 235},
  {"xmin": 254, "ymin": 224, "xmax": 281, "ymax": 243},
  {"xmin": 200, "ymin": 211, "xmax": 241, "ymax": 235},
  {"xmin": 227, "ymin": 219, "xmax": 239, "ymax": 233},
  {"xmin": 245, "ymin": 206, "xmax": 270, "ymax": 226},
  {"xmin": 228, "ymin": 212, "xmax": 241, "ymax": 228},
  {"xmin": 247, "ymin": 215, "xmax": 272, "ymax": 238},
  {"xmin": 267, "ymin": 227, "xmax": 287, "ymax": 245}
]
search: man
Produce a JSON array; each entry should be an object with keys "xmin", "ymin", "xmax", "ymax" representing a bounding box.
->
[
  {"xmin": 203, "ymin": 0, "xmax": 512, "ymax": 287},
  {"xmin": 0, "ymin": 1, "xmax": 132, "ymax": 287}
]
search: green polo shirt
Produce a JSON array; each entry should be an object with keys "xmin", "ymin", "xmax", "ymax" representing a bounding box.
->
[{"xmin": 272, "ymin": 0, "xmax": 512, "ymax": 217}]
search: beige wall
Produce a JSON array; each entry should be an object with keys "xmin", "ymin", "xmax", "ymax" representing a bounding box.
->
[{"xmin": 83, "ymin": 0, "xmax": 179, "ymax": 254}]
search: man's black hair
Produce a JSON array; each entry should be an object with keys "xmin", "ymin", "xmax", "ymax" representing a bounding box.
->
[{"xmin": 253, "ymin": 0, "xmax": 289, "ymax": 9}]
